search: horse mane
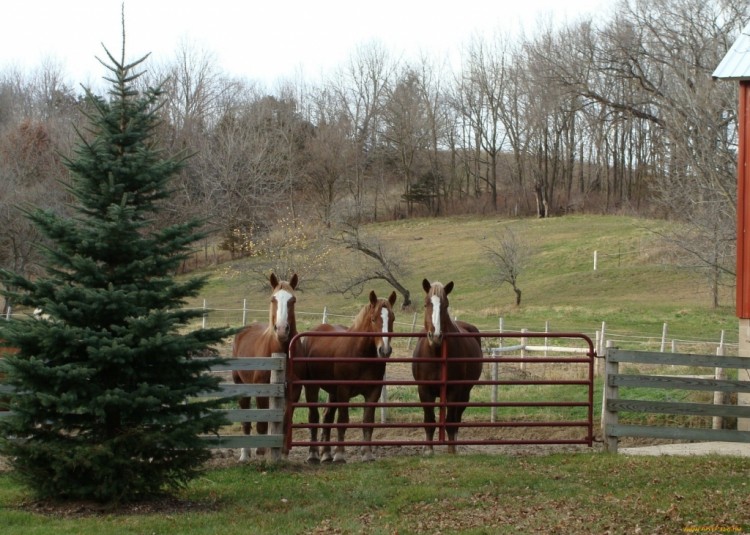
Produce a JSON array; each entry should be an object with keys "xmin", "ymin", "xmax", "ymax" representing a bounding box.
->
[
  {"xmin": 426, "ymin": 282, "xmax": 445, "ymax": 301},
  {"xmin": 351, "ymin": 302, "xmax": 373, "ymax": 331}
]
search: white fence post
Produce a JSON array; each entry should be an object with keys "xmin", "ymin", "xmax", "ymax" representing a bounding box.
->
[
  {"xmin": 201, "ymin": 299, "xmax": 207, "ymax": 329},
  {"xmin": 660, "ymin": 322, "xmax": 668, "ymax": 352},
  {"xmin": 322, "ymin": 306, "xmax": 328, "ymax": 324},
  {"xmin": 593, "ymin": 250, "xmax": 598, "ymax": 271},
  {"xmin": 242, "ymin": 299, "xmax": 247, "ymax": 326},
  {"xmin": 407, "ymin": 312, "xmax": 418, "ymax": 350},
  {"xmin": 491, "ymin": 317, "xmax": 504, "ymax": 423}
]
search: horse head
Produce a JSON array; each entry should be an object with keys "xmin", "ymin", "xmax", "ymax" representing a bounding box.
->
[
  {"xmin": 367, "ymin": 290, "xmax": 397, "ymax": 357},
  {"xmin": 269, "ymin": 273, "xmax": 298, "ymax": 344},
  {"xmin": 422, "ymin": 278, "xmax": 453, "ymax": 348}
]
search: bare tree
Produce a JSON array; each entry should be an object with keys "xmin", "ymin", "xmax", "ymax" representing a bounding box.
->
[
  {"xmin": 483, "ymin": 226, "xmax": 529, "ymax": 305},
  {"xmin": 300, "ymin": 86, "xmax": 356, "ymax": 227},
  {"xmin": 241, "ymin": 215, "xmax": 333, "ymax": 289},
  {"xmin": 326, "ymin": 41, "xmax": 396, "ymax": 220},
  {"xmin": 329, "ymin": 219, "xmax": 412, "ymax": 308},
  {"xmin": 454, "ymin": 35, "xmax": 512, "ymax": 212},
  {"xmin": 0, "ymin": 63, "xmax": 77, "ymax": 313},
  {"xmin": 194, "ymin": 93, "xmax": 303, "ymax": 252},
  {"xmin": 382, "ymin": 67, "xmax": 432, "ymax": 213}
]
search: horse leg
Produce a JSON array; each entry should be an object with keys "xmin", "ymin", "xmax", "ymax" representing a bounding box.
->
[
  {"xmin": 255, "ymin": 396, "xmax": 269, "ymax": 458},
  {"xmin": 238, "ymin": 395, "xmax": 252, "ymax": 462},
  {"xmin": 360, "ymin": 388, "xmax": 381, "ymax": 462},
  {"xmin": 417, "ymin": 386, "xmax": 436, "ymax": 456},
  {"xmin": 445, "ymin": 387, "xmax": 472, "ymax": 454},
  {"xmin": 233, "ymin": 370, "xmax": 253, "ymax": 462},
  {"xmin": 333, "ymin": 399, "xmax": 349, "ymax": 464},
  {"xmin": 320, "ymin": 392, "xmax": 336, "ymax": 463},
  {"xmin": 304, "ymin": 385, "xmax": 321, "ymax": 464}
]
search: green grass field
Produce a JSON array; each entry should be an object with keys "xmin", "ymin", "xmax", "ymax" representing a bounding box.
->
[{"xmin": 185, "ymin": 214, "xmax": 738, "ymax": 353}]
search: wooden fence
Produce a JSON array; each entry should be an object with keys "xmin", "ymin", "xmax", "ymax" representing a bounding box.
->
[
  {"xmin": 601, "ymin": 349, "xmax": 750, "ymax": 452},
  {"xmin": 198, "ymin": 354, "xmax": 286, "ymax": 459},
  {"xmin": 0, "ymin": 355, "xmax": 288, "ymax": 460}
]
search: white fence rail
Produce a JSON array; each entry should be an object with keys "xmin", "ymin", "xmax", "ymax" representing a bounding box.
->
[
  {"xmin": 4, "ymin": 302, "xmax": 739, "ymax": 357},
  {"xmin": 184, "ymin": 303, "xmax": 739, "ymax": 357}
]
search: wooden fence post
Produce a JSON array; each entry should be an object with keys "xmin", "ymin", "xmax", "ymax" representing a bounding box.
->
[
  {"xmin": 714, "ymin": 343, "xmax": 727, "ymax": 430},
  {"xmin": 269, "ymin": 352, "xmax": 286, "ymax": 462},
  {"xmin": 601, "ymin": 340, "xmax": 619, "ymax": 453}
]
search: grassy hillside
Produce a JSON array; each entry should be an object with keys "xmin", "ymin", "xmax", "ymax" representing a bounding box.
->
[{"xmin": 185, "ymin": 214, "xmax": 738, "ymax": 350}]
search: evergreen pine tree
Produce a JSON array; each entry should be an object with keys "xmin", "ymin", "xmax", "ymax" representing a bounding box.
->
[{"xmin": 0, "ymin": 45, "xmax": 233, "ymax": 503}]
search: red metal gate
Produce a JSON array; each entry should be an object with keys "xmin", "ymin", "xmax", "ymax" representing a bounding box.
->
[{"xmin": 285, "ymin": 331, "xmax": 596, "ymax": 454}]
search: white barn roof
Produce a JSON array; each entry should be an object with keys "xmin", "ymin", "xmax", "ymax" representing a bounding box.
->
[{"xmin": 714, "ymin": 22, "xmax": 750, "ymax": 80}]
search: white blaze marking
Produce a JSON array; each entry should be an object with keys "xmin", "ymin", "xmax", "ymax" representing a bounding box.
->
[
  {"xmin": 430, "ymin": 295, "xmax": 441, "ymax": 337},
  {"xmin": 275, "ymin": 289, "xmax": 293, "ymax": 325},
  {"xmin": 380, "ymin": 307, "xmax": 391, "ymax": 353}
]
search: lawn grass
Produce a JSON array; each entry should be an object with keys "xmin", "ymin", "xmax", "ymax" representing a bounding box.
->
[{"xmin": 1, "ymin": 454, "xmax": 748, "ymax": 534}]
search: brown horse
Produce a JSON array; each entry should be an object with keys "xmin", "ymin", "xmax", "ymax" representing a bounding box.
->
[
  {"xmin": 411, "ymin": 278, "xmax": 483, "ymax": 454},
  {"xmin": 300, "ymin": 290, "xmax": 397, "ymax": 463},
  {"xmin": 232, "ymin": 273, "xmax": 298, "ymax": 461}
]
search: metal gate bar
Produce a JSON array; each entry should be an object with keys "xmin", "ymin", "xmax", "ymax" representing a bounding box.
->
[{"xmin": 286, "ymin": 331, "xmax": 595, "ymax": 452}]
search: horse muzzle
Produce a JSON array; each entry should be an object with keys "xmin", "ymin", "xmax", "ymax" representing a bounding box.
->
[
  {"xmin": 275, "ymin": 323, "xmax": 291, "ymax": 342},
  {"xmin": 427, "ymin": 331, "xmax": 443, "ymax": 347},
  {"xmin": 378, "ymin": 344, "xmax": 393, "ymax": 358}
]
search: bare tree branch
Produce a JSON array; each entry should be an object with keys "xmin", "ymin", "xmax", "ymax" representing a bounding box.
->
[
  {"xmin": 483, "ymin": 226, "xmax": 529, "ymax": 306},
  {"xmin": 330, "ymin": 220, "xmax": 412, "ymax": 308}
]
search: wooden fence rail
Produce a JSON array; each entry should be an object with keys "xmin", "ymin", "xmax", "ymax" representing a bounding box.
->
[
  {"xmin": 198, "ymin": 354, "xmax": 286, "ymax": 460},
  {"xmin": 0, "ymin": 355, "xmax": 287, "ymax": 460},
  {"xmin": 601, "ymin": 349, "xmax": 750, "ymax": 452}
]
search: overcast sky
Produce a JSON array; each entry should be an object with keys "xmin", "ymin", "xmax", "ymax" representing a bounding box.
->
[{"xmin": 1, "ymin": 0, "xmax": 614, "ymax": 88}]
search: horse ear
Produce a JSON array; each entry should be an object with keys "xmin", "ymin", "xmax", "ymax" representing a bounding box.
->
[
  {"xmin": 270, "ymin": 273, "xmax": 280, "ymax": 288},
  {"xmin": 290, "ymin": 273, "xmax": 299, "ymax": 289},
  {"xmin": 388, "ymin": 291, "xmax": 397, "ymax": 306},
  {"xmin": 369, "ymin": 290, "xmax": 377, "ymax": 305},
  {"xmin": 445, "ymin": 281, "xmax": 454, "ymax": 295},
  {"xmin": 422, "ymin": 279, "xmax": 431, "ymax": 293}
]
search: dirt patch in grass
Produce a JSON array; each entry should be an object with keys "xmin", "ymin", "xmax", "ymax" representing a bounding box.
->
[{"xmin": 14, "ymin": 495, "xmax": 222, "ymax": 518}]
